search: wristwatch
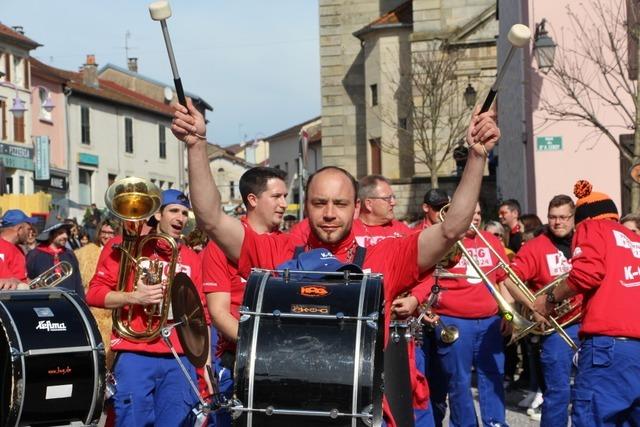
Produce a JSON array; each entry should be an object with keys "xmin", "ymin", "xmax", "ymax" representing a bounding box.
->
[{"xmin": 546, "ymin": 290, "xmax": 557, "ymax": 304}]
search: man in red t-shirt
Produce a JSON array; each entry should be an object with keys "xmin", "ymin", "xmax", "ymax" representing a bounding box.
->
[
  {"xmin": 202, "ymin": 166, "xmax": 287, "ymax": 427},
  {"xmin": 355, "ymin": 174, "xmax": 432, "ymax": 425},
  {"xmin": 426, "ymin": 202, "xmax": 509, "ymax": 426},
  {"xmin": 503, "ymin": 194, "xmax": 578, "ymax": 425},
  {"xmin": 172, "ymin": 99, "xmax": 501, "ymax": 426},
  {"xmin": 534, "ymin": 181, "xmax": 640, "ymax": 426},
  {"xmin": 0, "ymin": 209, "xmax": 38, "ymax": 287},
  {"xmin": 87, "ymin": 190, "xmax": 207, "ymax": 427}
]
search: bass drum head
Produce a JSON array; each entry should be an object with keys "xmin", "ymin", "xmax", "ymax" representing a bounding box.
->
[
  {"xmin": 0, "ymin": 289, "xmax": 106, "ymax": 427},
  {"xmin": 235, "ymin": 271, "xmax": 384, "ymax": 427}
]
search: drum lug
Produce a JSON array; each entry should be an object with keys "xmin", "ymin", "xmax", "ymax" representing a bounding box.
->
[
  {"xmin": 239, "ymin": 306, "xmax": 250, "ymax": 322},
  {"xmin": 366, "ymin": 312, "xmax": 378, "ymax": 330},
  {"xmin": 229, "ymin": 399, "xmax": 244, "ymax": 419},
  {"xmin": 10, "ymin": 347, "xmax": 22, "ymax": 361},
  {"xmin": 360, "ymin": 404, "xmax": 374, "ymax": 426}
]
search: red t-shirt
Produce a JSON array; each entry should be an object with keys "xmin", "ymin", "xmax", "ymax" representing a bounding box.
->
[
  {"xmin": 237, "ymin": 225, "xmax": 429, "ymax": 424},
  {"xmin": 510, "ymin": 232, "xmax": 582, "ymax": 322},
  {"xmin": 0, "ymin": 238, "xmax": 27, "ymax": 281},
  {"xmin": 566, "ymin": 219, "xmax": 640, "ymax": 339},
  {"xmin": 352, "ymin": 218, "xmax": 412, "ymax": 247},
  {"xmin": 86, "ymin": 236, "xmax": 206, "ymax": 354},
  {"xmin": 432, "ymin": 231, "xmax": 507, "ymax": 318}
]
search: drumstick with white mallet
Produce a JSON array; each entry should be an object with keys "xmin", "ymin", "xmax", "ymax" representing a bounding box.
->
[
  {"xmin": 479, "ymin": 24, "xmax": 531, "ymax": 113},
  {"xmin": 149, "ymin": 1, "xmax": 187, "ymax": 108}
]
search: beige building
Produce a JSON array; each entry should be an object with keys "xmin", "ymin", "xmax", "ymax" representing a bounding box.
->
[
  {"xmin": 206, "ymin": 143, "xmax": 253, "ymax": 211},
  {"xmin": 319, "ymin": 0, "xmax": 498, "ymax": 218}
]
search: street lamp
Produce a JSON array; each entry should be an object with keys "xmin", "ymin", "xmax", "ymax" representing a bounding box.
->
[
  {"xmin": 0, "ymin": 83, "xmax": 56, "ymax": 118},
  {"xmin": 463, "ymin": 83, "xmax": 477, "ymax": 108},
  {"xmin": 533, "ymin": 19, "xmax": 557, "ymax": 71}
]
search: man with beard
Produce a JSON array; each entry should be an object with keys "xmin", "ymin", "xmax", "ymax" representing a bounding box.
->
[
  {"xmin": 86, "ymin": 190, "xmax": 208, "ymax": 427},
  {"xmin": 204, "ymin": 166, "xmax": 287, "ymax": 427},
  {"xmin": 26, "ymin": 222, "xmax": 83, "ymax": 296},
  {"xmin": 172, "ymin": 99, "xmax": 500, "ymax": 426},
  {"xmin": 503, "ymin": 195, "xmax": 579, "ymax": 425}
]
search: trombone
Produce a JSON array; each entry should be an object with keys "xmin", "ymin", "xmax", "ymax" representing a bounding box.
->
[
  {"xmin": 417, "ymin": 283, "xmax": 459, "ymax": 344},
  {"xmin": 438, "ymin": 205, "xmax": 534, "ymax": 335},
  {"xmin": 28, "ymin": 261, "xmax": 74, "ymax": 289}
]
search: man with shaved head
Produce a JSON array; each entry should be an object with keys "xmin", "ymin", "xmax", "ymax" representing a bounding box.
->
[{"xmin": 173, "ymin": 99, "xmax": 501, "ymax": 427}]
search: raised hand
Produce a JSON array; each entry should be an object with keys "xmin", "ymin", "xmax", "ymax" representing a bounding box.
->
[{"xmin": 171, "ymin": 98, "xmax": 207, "ymax": 148}]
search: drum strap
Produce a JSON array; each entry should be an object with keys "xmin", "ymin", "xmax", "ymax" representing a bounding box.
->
[{"xmin": 383, "ymin": 335, "xmax": 415, "ymax": 427}]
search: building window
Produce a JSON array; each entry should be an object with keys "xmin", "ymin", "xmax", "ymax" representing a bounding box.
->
[
  {"xmin": 150, "ymin": 178, "xmax": 157, "ymax": 186},
  {"xmin": 0, "ymin": 100, "xmax": 6, "ymax": 140},
  {"xmin": 230, "ymin": 181, "xmax": 235, "ymax": 199},
  {"xmin": 108, "ymin": 173, "xmax": 117, "ymax": 187},
  {"xmin": 81, "ymin": 106, "xmax": 90, "ymax": 144},
  {"xmin": 284, "ymin": 161, "xmax": 289, "ymax": 175},
  {"xmin": 168, "ymin": 181, "xmax": 173, "ymax": 189},
  {"xmin": 159, "ymin": 180, "xmax": 165, "ymax": 189},
  {"xmin": 370, "ymin": 138, "xmax": 381, "ymax": 175},
  {"xmin": 0, "ymin": 52, "xmax": 8, "ymax": 82},
  {"xmin": 125, "ymin": 117, "xmax": 133, "ymax": 153},
  {"xmin": 13, "ymin": 56, "xmax": 25, "ymax": 88},
  {"xmin": 159, "ymin": 125, "xmax": 166, "ymax": 159},
  {"xmin": 39, "ymin": 87, "xmax": 52, "ymax": 121},
  {"xmin": 370, "ymin": 84, "xmax": 378, "ymax": 106},
  {"xmin": 5, "ymin": 177, "xmax": 12, "ymax": 194},
  {"xmin": 18, "ymin": 176, "xmax": 24, "ymax": 194},
  {"xmin": 399, "ymin": 117, "xmax": 408, "ymax": 130},
  {"xmin": 78, "ymin": 169, "xmax": 93, "ymax": 205},
  {"xmin": 13, "ymin": 115, "xmax": 24, "ymax": 142}
]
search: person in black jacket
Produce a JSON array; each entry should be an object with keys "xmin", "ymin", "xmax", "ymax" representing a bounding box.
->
[{"xmin": 26, "ymin": 222, "xmax": 84, "ymax": 298}]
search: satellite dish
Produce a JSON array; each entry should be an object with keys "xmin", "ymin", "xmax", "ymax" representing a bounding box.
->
[{"xmin": 163, "ymin": 86, "xmax": 174, "ymax": 102}]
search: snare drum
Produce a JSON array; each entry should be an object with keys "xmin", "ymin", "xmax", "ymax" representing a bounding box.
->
[
  {"xmin": 233, "ymin": 269, "xmax": 384, "ymax": 427},
  {"xmin": 0, "ymin": 289, "xmax": 105, "ymax": 427}
]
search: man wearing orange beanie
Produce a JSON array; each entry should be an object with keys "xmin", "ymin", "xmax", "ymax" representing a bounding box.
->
[{"xmin": 534, "ymin": 180, "xmax": 640, "ymax": 426}]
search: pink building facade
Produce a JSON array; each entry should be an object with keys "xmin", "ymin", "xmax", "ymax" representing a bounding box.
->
[
  {"xmin": 31, "ymin": 60, "xmax": 69, "ymax": 199},
  {"xmin": 498, "ymin": 0, "xmax": 626, "ymax": 218}
]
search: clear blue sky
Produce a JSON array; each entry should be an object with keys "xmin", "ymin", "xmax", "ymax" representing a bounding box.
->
[{"xmin": 2, "ymin": 0, "xmax": 320, "ymax": 146}]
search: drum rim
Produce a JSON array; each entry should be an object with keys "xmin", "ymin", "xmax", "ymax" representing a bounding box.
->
[{"xmin": 0, "ymin": 298, "xmax": 26, "ymax": 427}]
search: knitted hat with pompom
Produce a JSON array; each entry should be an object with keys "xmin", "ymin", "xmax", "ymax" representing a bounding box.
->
[{"xmin": 573, "ymin": 180, "xmax": 619, "ymax": 224}]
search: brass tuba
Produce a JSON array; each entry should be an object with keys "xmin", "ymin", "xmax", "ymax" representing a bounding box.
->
[
  {"xmin": 438, "ymin": 205, "xmax": 535, "ymax": 335},
  {"xmin": 105, "ymin": 177, "xmax": 179, "ymax": 342},
  {"xmin": 28, "ymin": 261, "xmax": 74, "ymax": 289}
]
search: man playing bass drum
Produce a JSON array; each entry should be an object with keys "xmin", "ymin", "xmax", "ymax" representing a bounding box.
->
[{"xmin": 87, "ymin": 189, "xmax": 208, "ymax": 427}]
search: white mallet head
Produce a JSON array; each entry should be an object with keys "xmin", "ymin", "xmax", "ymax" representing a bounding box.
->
[
  {"xmin": 507, "ymin": 24, "xmax": 531, "ymax": 48},
  {"xmin": 149, "ymin": 1, "xmax": 172, "ymax": 21}
]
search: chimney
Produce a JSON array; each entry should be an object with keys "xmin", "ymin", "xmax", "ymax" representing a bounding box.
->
[
  {"xmin": 82, "ymin": 54, "xmax": 99, "ymax": 88},
  {"xmin": 11, "ymin": 26, "xmax": 24, "ymax": 35},
  {"xmin": 127, "ymin": 57, "xmax": 138, "ymax": 73}
]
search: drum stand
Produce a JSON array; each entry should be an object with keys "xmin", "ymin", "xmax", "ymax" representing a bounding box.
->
[{"xmin": 160, "ymin": 324, "xmax": 211, "ymax": 423}]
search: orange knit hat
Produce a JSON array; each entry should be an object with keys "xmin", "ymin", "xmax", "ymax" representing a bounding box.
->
[{"xmin": 573, "ymin": 180, "xmax": 619, "ymax": 224}]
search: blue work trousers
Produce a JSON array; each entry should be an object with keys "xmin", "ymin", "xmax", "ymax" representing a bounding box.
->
[
  {"xmin": 113, "ymin": 352, "xmax": 198, "ymax": 427},
  {"xmin": 435, "ymin": 315, "xmax": 506, "ymax": 427},
  {"xmin": 539, "ymin": 323, "xmax": 579, "ymax": 427},
  {"xmin": 413, "ymin": 345, "xmax": 436, "ymax": 427},
  {"xmin": 210, "ymin": 358, "xmax": 234, "ymax": 427},
  {"xmin": 572, "ymin": 336, "xmax": 640, "ymax": 426}
]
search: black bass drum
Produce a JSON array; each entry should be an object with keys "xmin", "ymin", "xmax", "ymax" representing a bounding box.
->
[
  {"xmin": 0, "ymin": 289, "xmax": 105, "ymax": 426},
  {"xmin": 233, "ymin": 269, "xmax": 384, "ymax": 427}
]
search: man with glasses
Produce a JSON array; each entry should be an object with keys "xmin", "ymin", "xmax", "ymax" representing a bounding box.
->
[
  {"xmin": 354, "ymin": 175, "xmax": 433, "ymax": 425},
  {"xmin": 503, "ymin": 194, "xmax": 579, "ymax": 425},
  {"xmin": 75, "ymin": 219, "xmax": 120, "ymax": 369}
]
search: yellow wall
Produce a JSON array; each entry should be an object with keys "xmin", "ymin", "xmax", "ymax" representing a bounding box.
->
[{"xmin": 0, "ymin": 192, "xmax": 51, "ymax": 215}]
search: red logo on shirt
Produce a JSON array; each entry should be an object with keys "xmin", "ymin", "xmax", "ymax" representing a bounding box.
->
[{"xmin": 300, "ymin": 285, "xmax": 330, "ymax": 297}]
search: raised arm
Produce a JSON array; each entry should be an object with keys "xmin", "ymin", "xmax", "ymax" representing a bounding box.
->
[
  {"xmin": 171, "ymin": 99, "xmax": 244, "ymax": 262},
  {"xmin": 417, "ymin": 107, "xmax": 500, "ymax": 272}
]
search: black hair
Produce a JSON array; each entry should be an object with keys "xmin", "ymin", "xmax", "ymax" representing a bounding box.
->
[{"xmin": 239, "ymin": 167, "xmax": 287, "ymax": 206}]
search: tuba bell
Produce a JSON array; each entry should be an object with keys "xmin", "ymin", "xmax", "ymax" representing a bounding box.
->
[{"xmin": 105, "ymin": 177, "xmax": 179, "ymax": 342}]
